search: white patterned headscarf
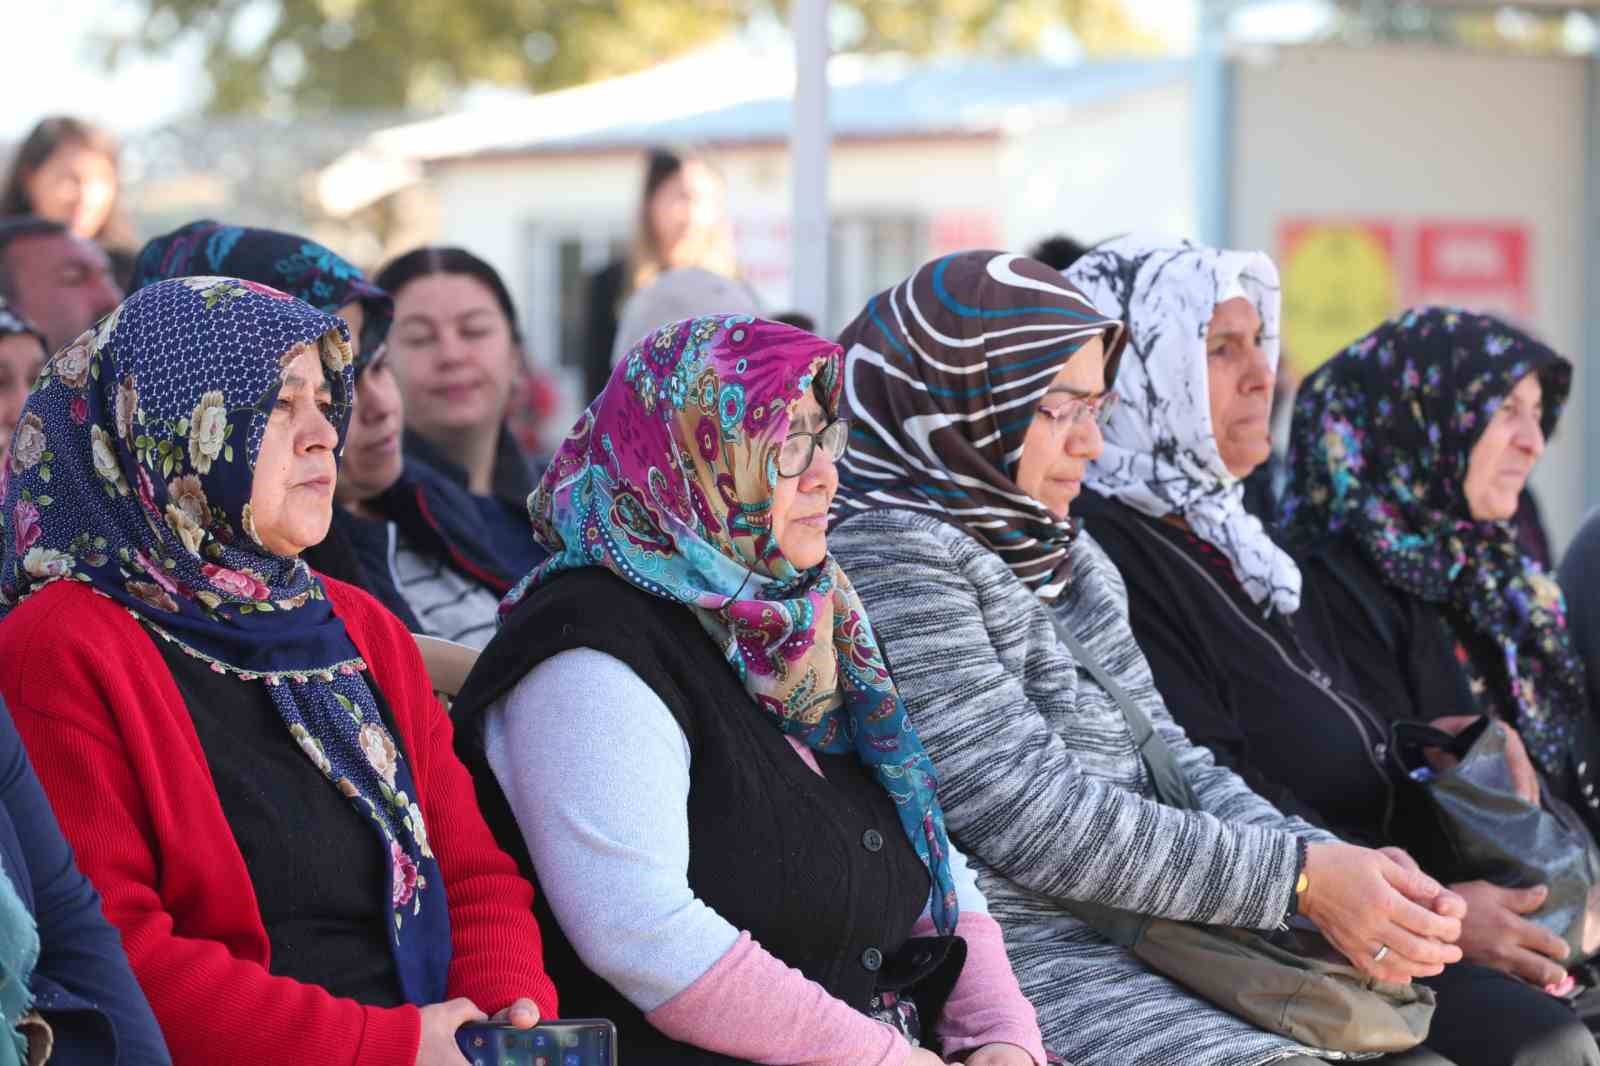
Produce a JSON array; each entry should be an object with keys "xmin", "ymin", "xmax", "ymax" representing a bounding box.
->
[{"xmin": 1067, "ymin": 235, "xmax": 1302, "ymax": 615}]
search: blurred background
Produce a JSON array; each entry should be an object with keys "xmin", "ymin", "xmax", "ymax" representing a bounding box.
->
[{"xmin": 6, "ymin": 0, "xmax": 1598, "ymax": 542}]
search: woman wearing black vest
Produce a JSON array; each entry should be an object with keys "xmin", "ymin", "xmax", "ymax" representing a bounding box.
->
[{"xmin": 454, "ymin": 316, "xmax": 1044, "ymax": 1065}]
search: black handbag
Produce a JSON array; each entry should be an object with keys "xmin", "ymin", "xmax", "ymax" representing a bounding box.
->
[{"xmin": 1389, "ymin": 716, "xmax": 1600, "ymax": 965}]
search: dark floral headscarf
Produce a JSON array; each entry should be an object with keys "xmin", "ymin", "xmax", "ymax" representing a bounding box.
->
[
  {"xmin": 1280, "ymin": 306, "xmax": 1583, "ymax": 791},
  {"xmin": 830, "ymin": 251, "xmax": 1125, "ymax": 602},
  {"xmin": 505, "ymin": 315, "xmax": 960, "ymax": 934},
  {"xmin": 131, "ymin": 221, "xmax": 392, "ymax": 368},
  {"xmin": 0, "ymin": 278, "xmax": 449, "ymax": 1003}
]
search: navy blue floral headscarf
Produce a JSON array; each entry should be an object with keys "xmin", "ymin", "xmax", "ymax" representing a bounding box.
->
[
  {"xmin": 0, "ymin": 277, "xmax": 449, "ymax": 1003},
  {"xmin": 1281, "ymin": 307, "xmax": 1584, "ymax": 793},
  {"xmin": 131, "ymin": 221, "xmax": 392, "ymax": 368}
]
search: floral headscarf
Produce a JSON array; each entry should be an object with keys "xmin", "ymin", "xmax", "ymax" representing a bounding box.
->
[
  {"xmin": 130, "ymin": 221, "xmax": 392, "ymax": 368},
  {"xmin": 0, "ymin": 278, "xmax": 449, "ymax": 1003},
  {"xmin": 829, "ymin": 251, "xmax": 1126, "ymax": 602},
  {"xmin": 1069, "ymin": 236, "xmax": 1302, "ymax": 615},
  {"xmin": 1280, "ymin": 307, "xmax": 1584, "ymax": 792},
  {"xmin": 505, "ymin": 314, "xmax": 960, "ymax": 934}
]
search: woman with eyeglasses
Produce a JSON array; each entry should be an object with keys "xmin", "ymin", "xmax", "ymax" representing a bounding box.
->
[
  {"xmin": 827, "ymin": 251, "xmax": 1467, "ymax": 1066},
  {"xmin": 452, "ymin": 315, "xmax": 1046, "ymax": 1065}
]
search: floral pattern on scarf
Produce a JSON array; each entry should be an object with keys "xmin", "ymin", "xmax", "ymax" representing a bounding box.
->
[
  {"xmin": 0, "ymin": 278, "xmax": 449, "ymax": 1003},
  {"xmin": 829, "ymin": 251, "xmax": 1126, "ymax": 602},
  {"xmin": 1068, "ymin": 235, "xmax": 1302, "ymax": 615},
  {"xmin": 505, "ymin": 314, "xmax": 960, "ymax": 933},
  {"xmin": 130, "ymin": 221, "xmax": 392, "ymax": 368},
  {"xmin": 1280, "ymin": 306, "xmax": 1584, "ymax": 793}
]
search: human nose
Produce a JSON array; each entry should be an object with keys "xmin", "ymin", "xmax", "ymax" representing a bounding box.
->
[
  {"xmin": 94, "ymin": 275, "xmax": 123, "ymax": 310},
  {"xmin": 1515, "ymin": 413, "xmax": 1546, "ymax": 457},
  {"xmin": 1066, "ymin": 413, "xmax": 1104, "ymax": 460},
  {"xmin": 1241, "ymin": 344, "xmax": 1274, "ymax": 394},
  {"xmin": 435, "ymin": 328, "xmax": 471, "ymax": 370},
  {"xmin": 301, "ymin": 405, "xmax": 341, "ymax": 452},
  {"xmin": 799, "ymin": 436, "xmax": 839, "ymax": 493}
]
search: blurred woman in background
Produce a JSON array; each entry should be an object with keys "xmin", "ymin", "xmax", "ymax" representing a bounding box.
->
[
  {"xmin": 1, "ymin": 117, "xmax": 136, "ymax": 282},
  {"xmin": 581, "ymin": 147, "xmax": 738, "ymax": 403}
]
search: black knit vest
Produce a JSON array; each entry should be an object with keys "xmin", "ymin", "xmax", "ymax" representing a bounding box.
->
[{"xmin": 453, "ymin": 567, "xmax": 963, "ymax": 1064}]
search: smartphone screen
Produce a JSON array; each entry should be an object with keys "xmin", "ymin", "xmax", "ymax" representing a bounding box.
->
[{"xmin": 455, "ymin": 1020, "xmax": 616, "ymax": 1066}]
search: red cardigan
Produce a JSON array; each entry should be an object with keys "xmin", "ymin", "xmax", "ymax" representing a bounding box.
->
[{"xmin": 0, "ymin": 576, "xmax": 559, "ymax": 1066}]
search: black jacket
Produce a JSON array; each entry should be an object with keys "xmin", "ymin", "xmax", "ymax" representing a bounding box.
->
[{"xmin": 1077, "ymin": 491, "xmax": 1397, "ymax": 846}]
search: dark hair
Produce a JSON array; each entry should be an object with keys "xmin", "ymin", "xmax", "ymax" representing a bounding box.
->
[
  {"xmin": 771, "ymin": 310, "xmax": 817, "ymax": 334},
  {"xmin": 0, "ymin": 217, "xmax": 71, "ymax": 301},
  {"xmin": 374, "ymin": 246, "xmax": 523, "ymax": 346},
  {"xmin": 0, "ymin": 116, "xmax": 135, "ymax": 248},
  {"xmin": 1027, "ymin": 234, "xmax": 1090, "ymax": 272}
]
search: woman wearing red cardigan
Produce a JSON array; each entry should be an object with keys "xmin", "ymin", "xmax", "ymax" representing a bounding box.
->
[{"xmin": 0, "ymin": 277, "xmax": 558, "ymax": 1065}]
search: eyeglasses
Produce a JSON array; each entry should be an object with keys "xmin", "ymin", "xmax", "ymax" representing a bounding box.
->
[
  {"xmin": 777, "ymin": 417, "xmax": 849, "ymax": 478},
  {"xmin": 1034, "ymin": 390, "xmax": 1119, "ymax": 432}
]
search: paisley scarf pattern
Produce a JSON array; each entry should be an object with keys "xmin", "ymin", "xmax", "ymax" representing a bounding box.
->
[
  {"xmin": 1280, "ymin": 306, "xmax": 1584, "ymax": 793},
  {"xmin": 505, "ymin": 314, "xmax": 960, "ymax": 933},
  {"xmin": 0, "ymin": 278, "xmax": 449, "ymax": 1003},
  {"xmin": 1069, "ymin": 236, "xmax": 1302, "ymax": 614},
  {"xmin": 830, "ymin": 251, "xmax": 1125, "ymax": 602}
]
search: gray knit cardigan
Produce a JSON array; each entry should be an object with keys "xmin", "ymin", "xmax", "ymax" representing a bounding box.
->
[{"xmin": 832, "ymin": 509, "xmax": 1342, "ymax": 1066}]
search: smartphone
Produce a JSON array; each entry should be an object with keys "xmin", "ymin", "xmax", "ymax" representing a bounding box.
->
[{"xmin": 455, "ymin": 1019, "xmax": 616, "ymax": 1066}]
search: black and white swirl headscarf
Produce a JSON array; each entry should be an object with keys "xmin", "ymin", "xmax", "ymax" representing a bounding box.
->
[{"xmin": 1068, "ymin": 235, "xmax": 1302, "ymax": 615}]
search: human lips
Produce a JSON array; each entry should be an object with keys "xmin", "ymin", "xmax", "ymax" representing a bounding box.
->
[
  {"xmin": 431, "ymin": 380, "xmax": 483, "ymax": 405},
  {"xmin": 359, "ymin": 430, "xmax": 400, "ymax": 457},
  {"xmin": 792, "ymin": 512, "xmax": 829, "ymax": 528}
]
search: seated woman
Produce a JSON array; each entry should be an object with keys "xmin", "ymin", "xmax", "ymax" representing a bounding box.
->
[
  {"xmin": 132, "ymin": 223, "xmax": 541, "ymax": 645},
  {"xmin": 0, "ymin": 695, "xmax": 172, "ymax": 1065},
  {"xmin": 828, "ymin": 251, "xmax": 1466, "ymax": 1066},
  {"xmin": 1068, "ymin": 237, "xmax": 1598, "ymax": 1065},
  {"xmin": 1280, "ymin": 309, "xmax": 1592, "ymax": 819},
  {"xmin": 452, "ymin": 316, "xmax": 1045, "ymax": 1065},
  {"xmin": 377, "ymin": 247, "xmax": 540, "ymax": 510},
  {"xmin": 0, "ymin": 278, "xmax": 558, "ymax": 1065}
]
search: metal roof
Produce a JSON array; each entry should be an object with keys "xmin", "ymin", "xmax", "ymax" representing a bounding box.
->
[{"xmin": 452, "ymin": 57, "xmax": 1189, "ymax": 159}]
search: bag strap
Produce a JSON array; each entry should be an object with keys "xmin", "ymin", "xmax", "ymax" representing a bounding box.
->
[{"xmin": 1045, "ymin": 608, "xmax": 1198, "ymax": 811}]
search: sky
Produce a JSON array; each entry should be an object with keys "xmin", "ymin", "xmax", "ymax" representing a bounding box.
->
[
  {"xmin": 3, "ymin": 5, "xmax": 207, "ymax": 138},
  {"xmin": 2, "ymin": 0, "xmax": 1348, "ymax": 140}
]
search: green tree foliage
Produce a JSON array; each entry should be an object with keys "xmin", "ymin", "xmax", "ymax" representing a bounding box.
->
[{"xmin": 100, "ymin": 0, "xmax": 1167, "ymax": 115}]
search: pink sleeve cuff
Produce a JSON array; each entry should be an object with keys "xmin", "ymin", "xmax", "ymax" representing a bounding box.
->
[
  {"xmin": 646, "ymin": 931, "xmax": 911, "ymax": 1066},
  {"xmin": 915, "ymin": 911, "xmax": 1045, "ymax": 1065}
]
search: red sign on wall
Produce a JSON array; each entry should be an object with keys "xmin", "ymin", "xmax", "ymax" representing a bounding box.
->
[{"xmin": 1414, "ymin": 223, "xmax": 1529, "ymax": 318}]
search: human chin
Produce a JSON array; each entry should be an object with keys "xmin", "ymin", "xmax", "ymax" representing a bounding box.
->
[{"xmin": 780, "ymin": 527, "xmax": 829, "ymax": 571}]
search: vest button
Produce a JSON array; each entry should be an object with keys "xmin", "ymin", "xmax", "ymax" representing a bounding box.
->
[
  {"xmin": 861, "ymin": 947, "xmax": 883, "ymax": 971},
  {"xmin": 862, "ymin": 828, "xmax": 885, "ymax": 852}
]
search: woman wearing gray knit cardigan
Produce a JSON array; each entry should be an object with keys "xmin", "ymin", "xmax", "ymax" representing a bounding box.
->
[{"xmin": 828, "ymin": 252, "xmax": 1465, "ymax": 1066}]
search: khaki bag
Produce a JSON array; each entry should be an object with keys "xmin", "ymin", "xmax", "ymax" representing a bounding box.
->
[{"xmin": 1049, "ymin": 615, "xmax": 1436, "ymax": 1055}]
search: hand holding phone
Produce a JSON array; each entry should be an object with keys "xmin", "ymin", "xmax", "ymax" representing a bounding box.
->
[
  {"xmin": 417, "ymin": 999, "xmax": 488, "ymax": 1066},
  {"xmin": 455, "ymin": 1019, "xmax": 617, "ymax": 1066}
]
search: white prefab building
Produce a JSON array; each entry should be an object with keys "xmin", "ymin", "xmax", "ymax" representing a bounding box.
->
[{"xmin": 323, "ymin": 48, "xmax": 1195, "ymax": 393}]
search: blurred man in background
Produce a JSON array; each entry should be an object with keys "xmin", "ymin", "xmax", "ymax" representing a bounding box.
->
[{"xmin": 0, "ymin": 217, "xmax": 122, "ymax": 353}]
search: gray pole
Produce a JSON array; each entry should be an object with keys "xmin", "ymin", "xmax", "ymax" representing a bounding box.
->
[
  {"xmin": 791, "ymin": 0, "xmax": 831, "ymax": 329},
  {"xmin": 1194, "ymin": 0, "xmax": 1234, "ymax": 246}
]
